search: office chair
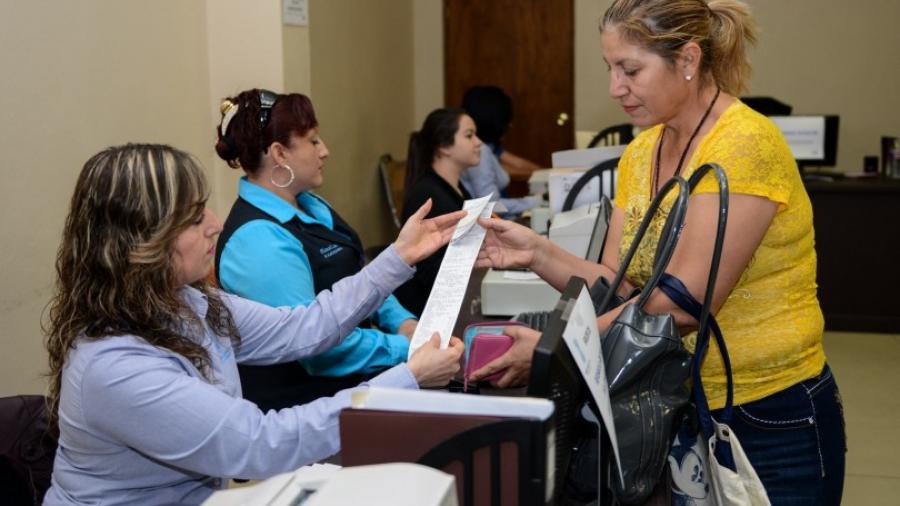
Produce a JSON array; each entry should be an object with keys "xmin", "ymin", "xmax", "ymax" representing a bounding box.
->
[
  {"xmin": 418, "ymin": 419, "xmax": 546, "ymax": 506},
  {"xmin": 378, "ymin": 153, "xmax": 407, "ymax": 230},
  {"xmin": 587, "ymin": 123, "xmax": 635, "ymax": 148},
  {"xmin": 364, "ymin": 153, "xmax": 409, "ymax": 261},
  {"xmin": 0, "ymin": 395, "xmax": 57, "ymax": 506},
  {"xmin": 561, "ymin": 157, "xmax": 619, "ymax": 212}
]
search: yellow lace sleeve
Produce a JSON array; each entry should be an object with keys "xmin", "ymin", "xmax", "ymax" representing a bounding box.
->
[{"xmin": 691, "ymin": 107, "xmax": 795, "ymax": 211}]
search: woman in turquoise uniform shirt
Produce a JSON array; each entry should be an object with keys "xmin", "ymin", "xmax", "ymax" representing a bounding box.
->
[{"xmin": 215, "ymin": 89, "xmax": 418, "ymax": 409}]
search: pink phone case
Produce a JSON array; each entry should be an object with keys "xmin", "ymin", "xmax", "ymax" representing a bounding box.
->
[{"xmin": 463, "ymin": 333, "xmax": 514, "ymax": 390}]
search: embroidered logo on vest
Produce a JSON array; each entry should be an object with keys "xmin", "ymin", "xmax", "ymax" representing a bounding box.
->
[{"xmin": 320, "ymin": 244, "xmax": 343, "ymax": 258}]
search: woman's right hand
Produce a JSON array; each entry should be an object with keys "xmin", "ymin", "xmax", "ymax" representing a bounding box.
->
[
  {"xmin": 393, "ymin": 199, "xmax": 467, "ymax": 266},
  {"xmin": 407, "ymin": 333, "xmax": 464, "ymax": 388},
  {"xmin": 475, "ymin": 217, "xmax": 544, "ymax": 270}
]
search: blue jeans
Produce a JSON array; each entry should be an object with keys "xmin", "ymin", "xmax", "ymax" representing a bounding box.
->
[{"xmin": 712, "ymin": 364, "xmax": 846, "ymax": 506}]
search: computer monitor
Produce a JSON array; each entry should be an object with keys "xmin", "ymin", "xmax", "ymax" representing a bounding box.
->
[
  {"xmin": 584, "ymin": 198, "xmax": 612, "ymax": 264},
  {"xmin": 770, "ymin": 115, "xmax": 839, "ymax": 170},
  {"xmin": 741, "ymin": 96, "xmax": 792, "ymax": 116},
  {"xmin": 527, "ymin": 277, "xmax": 595, "ymax": 503}
]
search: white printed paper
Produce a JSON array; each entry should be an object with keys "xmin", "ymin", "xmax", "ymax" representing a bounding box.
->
[
  {"xmin": 282, "ymin": 0, "xmax": 309, "ymax": 26},
  {"xmin": 561, "ymin": 285, "xmax": 624, "ymax": 486},
  {"xmin": 408, "ymin": 195, "xmax": 495, "ymax": 356},
  {"xmin": 352, "ymin": 387, "xmax": 554, "ymax": 420}
]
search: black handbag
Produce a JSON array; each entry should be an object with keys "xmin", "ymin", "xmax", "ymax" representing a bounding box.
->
[
  {"xmin": 588, "ymin": 275, "xmax": 638, "ymax": 314},
  {"xmin": 597, "ymin": 175, "xmax": 694, "ymax": 506}
]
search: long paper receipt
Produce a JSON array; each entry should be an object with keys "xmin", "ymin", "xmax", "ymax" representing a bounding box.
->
[{"xmin": 408, "ymin": 195, "xmax": 495, "ymax": 357}]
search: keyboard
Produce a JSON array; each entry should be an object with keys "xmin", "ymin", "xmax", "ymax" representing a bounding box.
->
[{"xmin": 514, "ymin": 310, "xmax": 552, "ymax": 332}]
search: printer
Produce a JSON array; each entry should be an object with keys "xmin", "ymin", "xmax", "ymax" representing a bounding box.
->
[
  {"xmin": 202, "ymin": 462, "xmax": 457, "ymax": 506},
  {"xmin": 548, "ymin": 203, "xmax": 602, "ymax": 259},
  {"xmin": 530, "ymin": 145, "xmax": 624, "ymax": 199},
  {"xmin": 526, "ymin": 145, "xmax": 624, "ymax": 234},
  {"xmin": 481, "ymin": 203, "xmax": 604, "ymax": 316},
  {"xmin": 480, "ymin": 269, "xmax": 561, "ymax": 315},
  {"xmin": 484, "ymin": 147, "xmax": 624, "ymax": 316}
]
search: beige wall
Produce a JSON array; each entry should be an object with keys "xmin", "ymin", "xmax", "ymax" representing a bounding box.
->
[
  {"xmin": 749, "ymin": 0, "xmax": 900, "ymax": 172},
  {"xmin": 413, "ymin": 0, "xmax": 445, "ymax": 126},
  {"xmin": 0, "ymin": 0, "xmax": 418, "ymax": 396},
  {"xmin": 414, "ymin": 0, "xmax": 900, "ymax": 172},
  {"xmin": 577, "ymin": 0, "xmax": 900, "ymax": 173},
  {"xmin": 0, "ymin": 1, "xmax": 213, "ymax": 395},
  {"xmin": 0, "ymin": 1, "xmax": 302, "ymax": 395},
  {"xmin": 205, "ymin": 0, "xmax": 289, "ymax": 216},
  {"xmin": 307, "ymin": 0, "xmax": 415, "ymax": 247}
]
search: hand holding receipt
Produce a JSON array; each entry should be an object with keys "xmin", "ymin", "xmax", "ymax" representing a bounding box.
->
[{"xmin": 408, "ymin": 195, "xmax": 495, "ymax": 357}]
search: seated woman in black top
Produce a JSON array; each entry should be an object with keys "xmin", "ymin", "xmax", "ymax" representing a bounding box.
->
[{"xmin": 395, "ymin": 108, "xmax": 483, "ymax": 316}]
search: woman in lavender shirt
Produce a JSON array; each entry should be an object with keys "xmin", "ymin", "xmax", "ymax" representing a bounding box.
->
[{"xmin": 42, "ymin": 143, "xmax": 464, "ymax": 505}]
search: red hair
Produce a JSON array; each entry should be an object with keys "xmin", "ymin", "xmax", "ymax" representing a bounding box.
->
[{"xmin": 215, "ymin": 89, "xmax": 318, "ymax": 173}]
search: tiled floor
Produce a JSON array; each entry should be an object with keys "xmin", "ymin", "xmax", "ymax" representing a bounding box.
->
[{"xmin": 824, "ymin": 331, "xmax": 900, "ymax": 504}]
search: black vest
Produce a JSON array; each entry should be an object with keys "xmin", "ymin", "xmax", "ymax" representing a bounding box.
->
[
  {"xmin": 215, "ymin": 196, "xmax": 376, "ymax": 410},
  {"xmin": 215, "ymin": 196, "xmax": 366, "ymax": 296}
]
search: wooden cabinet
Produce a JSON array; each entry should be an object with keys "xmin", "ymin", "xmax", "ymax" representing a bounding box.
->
[{"xmin": 806, "ymin": 178, "xmax": 900, "ymax": 332}]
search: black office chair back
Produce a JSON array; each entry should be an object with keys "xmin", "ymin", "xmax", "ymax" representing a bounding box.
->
[
  {"xmin": 561, "ymin": 157, "xmax": 619, "ymax": 212},
  {"xmin": 418, "ymin": 419, "xmax": 547, "ymax": 506},
  {"xmin": 587, "ymin": 123, "xmax": 634, "ymax": 148},
  {"xmin": 0, "ymin": 395, "xmax": 57, "ymax": 506}
]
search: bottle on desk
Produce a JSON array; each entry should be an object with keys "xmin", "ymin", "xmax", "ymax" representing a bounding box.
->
[
  {"xmin": 892, "ymin": 140, "xmax": 900, "ymax": 179},
  {"xmin": 881, "ymin": 137, "xmax": 900, "ymax": 179}
]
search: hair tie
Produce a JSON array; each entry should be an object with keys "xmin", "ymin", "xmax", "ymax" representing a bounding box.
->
[{"xmin": 220, "ymin": 100, "xmax": 239, "ymax": 137}]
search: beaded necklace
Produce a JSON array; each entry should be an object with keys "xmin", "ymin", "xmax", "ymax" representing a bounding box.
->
[{"xmin": 653, "ymin": 87, "xmax": 721, "ymax": 196}]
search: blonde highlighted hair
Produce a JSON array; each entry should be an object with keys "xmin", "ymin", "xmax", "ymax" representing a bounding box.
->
[
  {"xmin": 44, "ymin": 144, "xmax": 239, "ymax": 432},
  {"xmin": 601, "ymin": 0, "xmax": 758, "ymax": 95}
]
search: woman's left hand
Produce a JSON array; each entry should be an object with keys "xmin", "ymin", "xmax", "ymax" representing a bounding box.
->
[{"xmin": 394, "ymin": 199, "xmax": 467, "ymax": 265}]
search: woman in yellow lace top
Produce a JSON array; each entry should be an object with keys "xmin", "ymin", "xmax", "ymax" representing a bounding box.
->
[
  {"xmin": 468, "ymin": 0, "xmax": 845, "ymax": 503},
  {"xmin": 616, "ymin": 100, "xmax": 826, "ymax": 410}
]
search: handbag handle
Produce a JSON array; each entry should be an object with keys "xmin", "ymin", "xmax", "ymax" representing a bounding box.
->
[
  {"xmin": 658, "ymin": 163, "xmax": 731, "ymax": 407},
  {"xmin": 597, "ymin": 176, "xmax": 690, "ymax": 313},
  {"xmin": 658, "ymin": 276, "xmax": 737, "ymax": 471},
  {"xmin": 655, "ymin": 162, "xmax": 738, "ymax": 469},
  {"xmin": 658, "ymin": 278, "xmax": 733, "ymax": 422},
  {"xmin": 679, "ymin": 162, "xmax": 732, "ymax": 419},
  {"xmin": 685, "ymin": 163, "xmax": 729, "ymax": 361}
]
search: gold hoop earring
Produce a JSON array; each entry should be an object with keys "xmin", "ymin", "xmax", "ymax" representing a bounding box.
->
[{"xmin": 271, "ymin": 164, "xmax": 295, "ymax": 188}]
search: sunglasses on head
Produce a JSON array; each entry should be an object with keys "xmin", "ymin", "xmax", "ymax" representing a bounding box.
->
[{"xmin": 258, "ymin": 89, "xmax": 279, "ymax": 131}]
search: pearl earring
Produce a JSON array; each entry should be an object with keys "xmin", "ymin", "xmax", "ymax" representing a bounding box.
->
[{"xmin": 685, "ymin": 75, "xmax": 693, "ymax": 81}]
